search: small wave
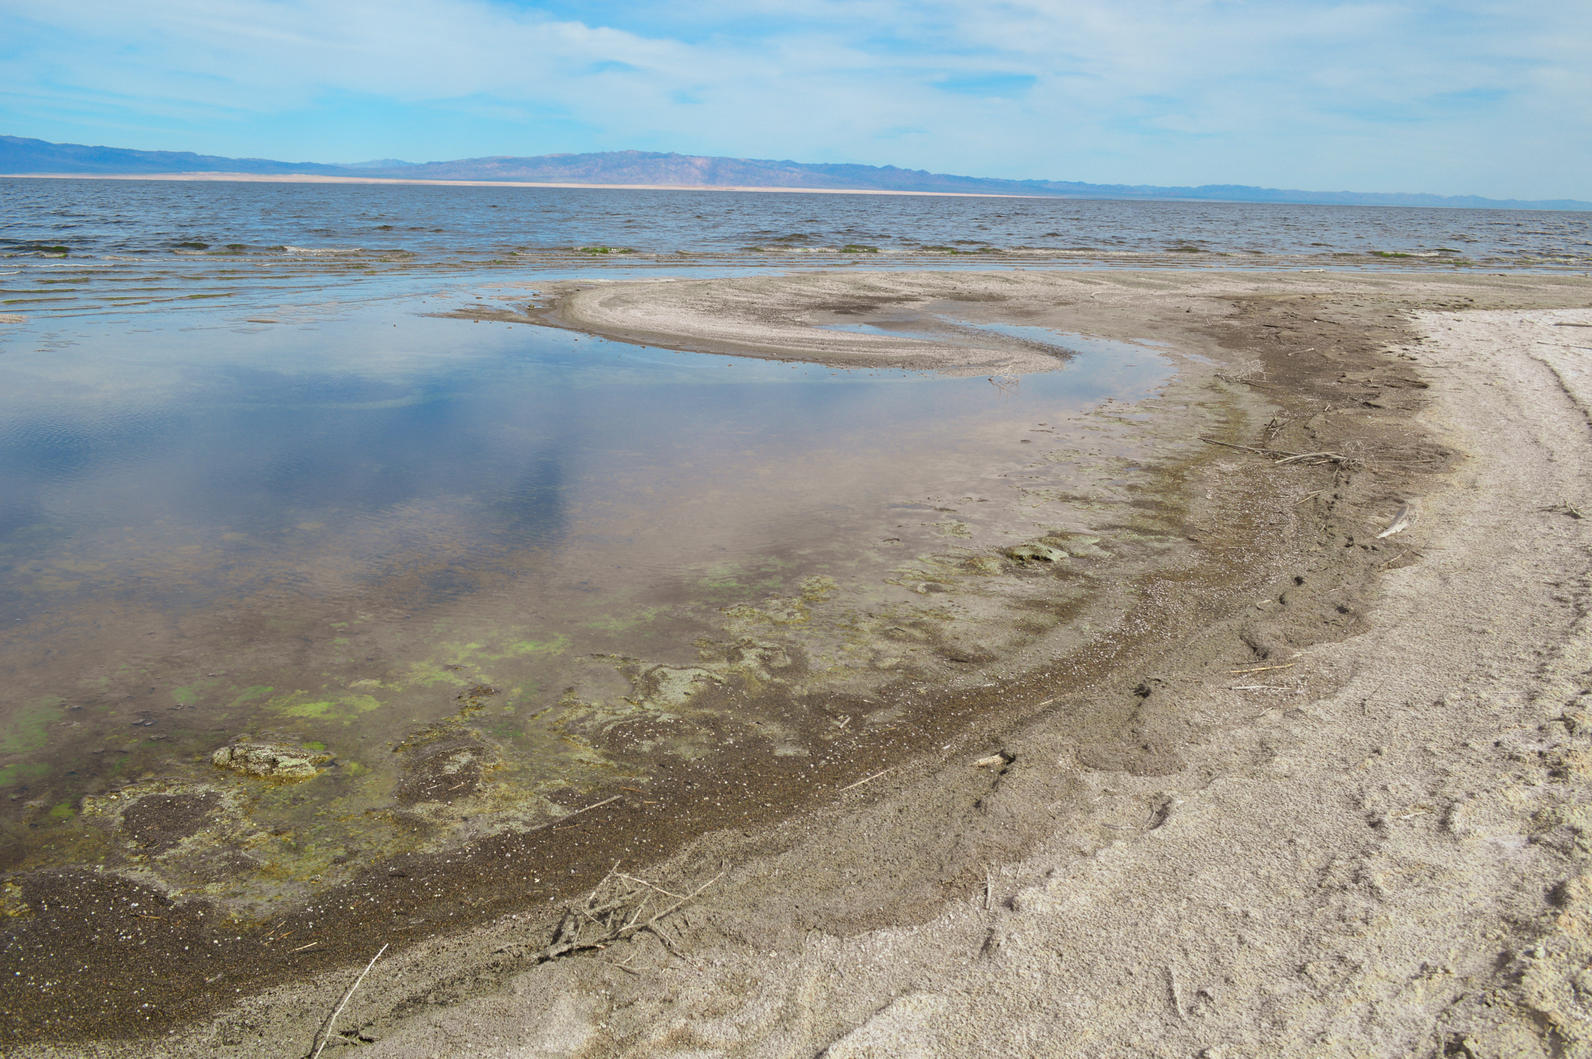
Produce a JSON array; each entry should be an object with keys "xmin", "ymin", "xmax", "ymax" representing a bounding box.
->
[{"xmin": 282, "ymin": 245, "xmax": 366, "ymax": 256}]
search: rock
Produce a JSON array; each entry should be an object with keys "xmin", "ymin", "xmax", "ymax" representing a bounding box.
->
[
  {"xmin": 210, "ymin": 741, "xmax": 331, "ymax": 781},
  {"xmin": 1005, "ymin": 541, "xmax": 1069, "ymax": 563}
]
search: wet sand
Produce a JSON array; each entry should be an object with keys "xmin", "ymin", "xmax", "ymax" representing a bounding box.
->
[{"xmin": 12, "ymin": 268, "xmax": 1592, "ymax": 1057}]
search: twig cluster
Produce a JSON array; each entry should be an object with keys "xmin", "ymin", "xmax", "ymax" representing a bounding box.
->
[
  {"xmin": 1199, "ymin": 436, "xmax": 1364, "ymax": 471},
  {"xmin": 533, "ymin": 864, "xmax": 723, "ymax": 964}
]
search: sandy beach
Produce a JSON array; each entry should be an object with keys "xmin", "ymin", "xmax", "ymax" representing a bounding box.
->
[{"xmin": 14, "ymin": 267, "xmax": 1592, "ymax": 1057}]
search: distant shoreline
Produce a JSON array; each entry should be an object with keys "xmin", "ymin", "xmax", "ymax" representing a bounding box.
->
[{"xmin": 0, "ymin": 170, "xmax": 1031, "ymax": 199}]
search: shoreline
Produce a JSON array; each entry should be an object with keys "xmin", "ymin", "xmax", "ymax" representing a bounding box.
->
[
  {"xmin": 0, "ymin": 171, "xmax": 1034, "ymax": 199},
  {"xmin": 10, "ymin": 268, "xmax": 1592, "ymax": 1056}
]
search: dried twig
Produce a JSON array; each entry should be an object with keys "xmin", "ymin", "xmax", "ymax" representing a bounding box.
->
[
  {"xmin": 1229, "ymin": 662, "xmax": 1298, "ymax": 676},
  {"xmin": 839, "ymin": 768, "xmax": 891, "ymax": 792},
  {"xmin": 526, "ymin": 866, "xmax": 724, "ymax": 966},
  {"xmin": 308, "ymin": 943, "xmax": 388, "ymax": 1059},
  {"xmin": 526, "ymin": 794, "xmax": 621, "ymax": 835},
  {"xmin": 1199, "ymin": 436, "xmax": 1362, "ymax": 469}
]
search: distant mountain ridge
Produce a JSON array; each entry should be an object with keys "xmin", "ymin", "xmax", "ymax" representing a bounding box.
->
[{"xmin": 3, "ymin": 135, "xmax": 1588, "ymax": 211}]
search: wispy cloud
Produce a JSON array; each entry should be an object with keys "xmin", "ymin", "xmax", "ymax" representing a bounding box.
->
[{"xmin": 0, "ymin": 0, "xmax": 1586, "ymax": 197}]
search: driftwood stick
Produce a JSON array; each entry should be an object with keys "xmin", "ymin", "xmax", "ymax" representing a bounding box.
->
[
  {"xmin": 1199, "ymin": 437, "xmax": 1359, "ymax": 467},
  {"xmin": 1229, "ymin": 662, "xmax": 1298, "ymax": 676},
  {"xmin": 840, "ymin": 768, "xmax": 891, "ymax": 792},
  {"xmin": 526, "ymin": 795, "xmax": 621, "ymax": 835},
  {"xmin": 1272, "ymin": 450, "xmax": 1353, "ymax": 465},
  {"xmin": 308, "ymin": 943, "xmax": 388, "ymax": 1059}
]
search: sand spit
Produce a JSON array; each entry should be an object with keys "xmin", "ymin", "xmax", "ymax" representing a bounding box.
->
[{"xmin": 14, "ymin": 269, "xmax": 1592, "ymax": 1057}]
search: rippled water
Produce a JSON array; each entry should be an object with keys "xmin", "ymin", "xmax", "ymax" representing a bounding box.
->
[{"xmin": 3, "ymin": 177, "xmax": 1590, "ymax": 321}]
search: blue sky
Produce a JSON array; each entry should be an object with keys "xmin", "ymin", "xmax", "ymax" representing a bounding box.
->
[{"xmin": 1, "ymin": 0, "xmax": 1587, "ymax": 199}]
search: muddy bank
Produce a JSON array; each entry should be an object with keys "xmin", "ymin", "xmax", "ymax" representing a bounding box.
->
[{"xmin": 9, "ymin": 269, "xmax": 1592, "ymax": 1055}]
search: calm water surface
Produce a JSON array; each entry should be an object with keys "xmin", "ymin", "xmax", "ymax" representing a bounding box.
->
[{"xmin": 0, "ymin": 239, "xmax": 1173, "ymax": 908}]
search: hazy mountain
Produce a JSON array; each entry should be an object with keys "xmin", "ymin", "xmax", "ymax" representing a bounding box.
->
[
  {"xmin": 3, "ymin": 135, "xmax": 1588, "ymax": 211},
  {"xmin": 0, "ymin": 135, "xmax": 348, "ymax": 177}
]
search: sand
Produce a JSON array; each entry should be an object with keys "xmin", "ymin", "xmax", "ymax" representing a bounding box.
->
[{"xmin": 15, "ymin": 269, "xmax": 1592, "ymax": 1057}]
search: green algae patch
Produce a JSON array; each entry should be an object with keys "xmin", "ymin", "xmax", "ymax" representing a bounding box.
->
[
  {"xmin": 269, "ymin": 690, "xmax": 382, "ymax": 721},
  {"xmin": 0, "ymin": 761, "xmax": 50, "ymax": 788},
  {"xmin": 401, "ymin": 659, "xmax": 472, "ymax": 689},
  {"xmin": 1, "ymin": 696, "xmax": 65, "ymax": 755},
  {"xmin": 170, "ymin": 679, "xmax": 223, "ymax": 706},
  {"xmin": 229, "ymin": 685, "xmax": 274, "ymax": 709},
  {"xmin": 493, "ymin": 634, "xmax": 569, "ymax": 659}
]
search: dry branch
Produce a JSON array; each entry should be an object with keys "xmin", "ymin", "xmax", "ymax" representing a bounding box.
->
[
  {"xmin": 307, "ymin": 943, "xmax": 388, "ymax": 1059},
  {"xmin": 1199, "ymin": 436, "xmax": 1363, "ymax": 470},
  {"xmin": 526, "ymin": 865, "xmax": 724, "ymax": 966},
  {"xmin": 1229, "ymin": 662, "xmax": 1298, "ymax": 676}
]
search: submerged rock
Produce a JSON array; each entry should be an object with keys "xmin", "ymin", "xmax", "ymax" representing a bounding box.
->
[
  {"xmin": 1005, "ymin": 541, "xmax": 1069, "ymax": 563},
  {"xmin": 210, "ymin": 741, "xmax": 331, "ymax": 781}
]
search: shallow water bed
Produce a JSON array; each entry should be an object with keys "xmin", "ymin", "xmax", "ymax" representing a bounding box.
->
[{"xmin": 0, "ymin": 296, "xmax": 1186, "ymax": 914}]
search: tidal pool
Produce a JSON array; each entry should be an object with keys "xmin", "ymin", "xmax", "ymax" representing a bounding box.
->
[{"xmin": 0, "ymin": 293, "xmax": 1176, "ymax": 914}]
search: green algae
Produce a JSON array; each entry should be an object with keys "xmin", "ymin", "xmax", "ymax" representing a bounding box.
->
[
  {"xmin": 270, "ymin": 691, "xmax": 382, "ymax": 721},
  {"xmin": 0, "ymin": 762, "xmax": 50, "ymax": 788},
  {"xmin": 229, "ymin": 686, "xmax": 274, "ymax": 709},
  {"xmin": 401, "ymin": 659, "xmax": 472, "ymax": 688},
  {"xmin": 494, "ymin": 635, "xmax": 569, "ymax": 658},
  {"xmin": 0, "ymin": 696, "xmax": 64, "ymax": 755}
]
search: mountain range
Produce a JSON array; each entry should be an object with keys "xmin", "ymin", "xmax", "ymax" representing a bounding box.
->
[{"xmin": 3, "ymin": 135, "xmax": 1587, "ymax": 211}]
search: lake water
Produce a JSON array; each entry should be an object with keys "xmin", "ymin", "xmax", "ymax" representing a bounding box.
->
[
  {"xmin": 3, "ymin": 177, "xmax": 1590, "ymax": 322},
  {"xmin": 0, "ymin": 179, "xmax": 1588, "ymax": 920}
]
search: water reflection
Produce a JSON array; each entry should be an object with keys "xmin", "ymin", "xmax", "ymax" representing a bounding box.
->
[{"xmin": 0, "ymin": 296, "xmax": 1175, "ymax": 915}]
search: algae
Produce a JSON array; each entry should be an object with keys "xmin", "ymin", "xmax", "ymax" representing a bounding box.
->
[
  {"xmin": 271, "ymin": 691, "xmax": 381, "ymax": 720},
  {"xmin": 0, "ymin": 697, "xmax": 64, "ymax": 755}
]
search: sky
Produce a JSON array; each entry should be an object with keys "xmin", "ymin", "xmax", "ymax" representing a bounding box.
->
[{"xmin": 1, "ymin": 0, "xmax": 1588, "ymax": 200}]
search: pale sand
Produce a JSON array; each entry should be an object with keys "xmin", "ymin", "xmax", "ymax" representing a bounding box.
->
[{"xmin": 22, "ymin": 270, "xmax": 1592, "ymax": 1057}]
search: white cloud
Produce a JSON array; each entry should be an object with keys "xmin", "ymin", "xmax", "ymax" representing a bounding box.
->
[{"xmin": 0, "ymin": 0, "xmax": 1587, "ymax": 197}]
